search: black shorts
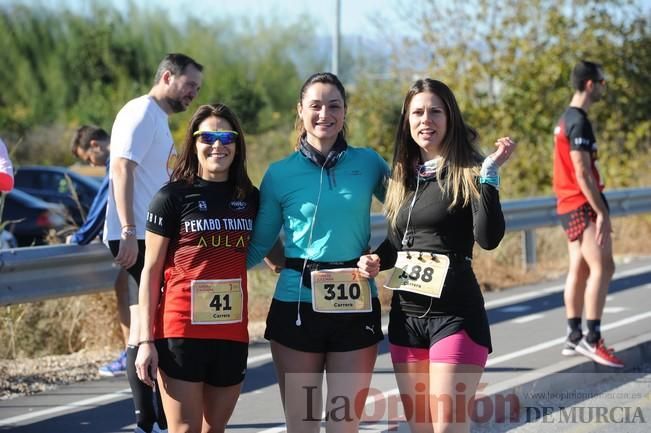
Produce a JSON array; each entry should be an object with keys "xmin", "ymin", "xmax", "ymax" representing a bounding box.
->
[
  {"xmin": 558, "ymin": 195, "xmax": 609, "ymax": 242},
  {"xmin": 389, "ymin": 310, "xmax": 465, "ymax": 349},
  {"xmin": 155, "ymin": 338, "xmax": 248, "ymax": 387},
  {"xmin": 108, "ymin": 239, "xmax": 145, "ymax": 306},
  {"xmin": 388, "ymin": 307, "xmax": 492, "ymax": 353},
  {"xmin": 264, "ymin": 298, "xmax": 383, "ymax": 353}
]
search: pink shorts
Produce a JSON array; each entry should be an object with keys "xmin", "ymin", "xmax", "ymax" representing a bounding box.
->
[{"xmin": 389, "ymin": 330, "xmax": 488, "ymax": 367}]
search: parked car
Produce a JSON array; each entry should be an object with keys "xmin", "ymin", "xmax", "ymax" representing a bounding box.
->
[
  {"xmin": 2, "ymin": 189, "xmax": 67, "ymax": 246},
  {"xmin": 13, "ymin": 166, "xmax": 100, "ymax": 226}
]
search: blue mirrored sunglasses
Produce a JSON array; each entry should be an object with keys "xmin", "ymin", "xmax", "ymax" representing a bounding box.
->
[{"xmin": 193, "ymin": 130, "xmax": 238, "ymax": 145}]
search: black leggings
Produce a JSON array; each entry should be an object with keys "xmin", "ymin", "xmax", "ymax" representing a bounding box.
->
[
  {"xmin": 109, "ymin": 239, "xmax": 166, "ymax": 432},
  {"xmin": 108, "ymin": 239, "xmax": 146, "ymax": 284}
]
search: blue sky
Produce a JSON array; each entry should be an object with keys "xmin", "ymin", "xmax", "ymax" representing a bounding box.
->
[
  {"xmin": 20, "ymin": 0, "xmax": 651, "ymax": 38},
  {"xmin": 27, "ymin": 0, "xmax": 406, "ymax": 37}
]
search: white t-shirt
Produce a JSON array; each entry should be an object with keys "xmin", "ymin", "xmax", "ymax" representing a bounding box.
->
[{"xmin": 104, "ymin": 95, "xmax": 176, "ymax": 241}]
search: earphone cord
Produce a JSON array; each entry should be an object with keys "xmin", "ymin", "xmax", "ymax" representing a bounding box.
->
[
  {"xmin": 405, "ymin": 172, "xmax": 434, "ymax": 317},
  {"xmin": 401, "ymin": 174, "xmax": 421, "ymax": 248},
  {"xmin": 296, "ymin": 160, "xmax": 328, "ymax": 327},
  {"xmin": 417, "ymin": 297, "xmax": 434, "ymax": 318}
]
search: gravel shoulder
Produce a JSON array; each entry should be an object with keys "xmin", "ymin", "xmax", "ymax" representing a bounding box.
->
[
  {"xmin": 0, "ymin": 321, "xmax": 269, "ymax": 400},
  {"xmin": 0, "ymin": 348, "xmax": 116, "ymax": 400}
]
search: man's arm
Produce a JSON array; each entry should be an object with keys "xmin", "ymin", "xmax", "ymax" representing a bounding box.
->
[
  {"xmin": 570, "ymin": 150, "xmax": 610, "ymax": 246},
  {"xmin": 111, "ymin": 157, "xmax": 139, "ymax": 267}
]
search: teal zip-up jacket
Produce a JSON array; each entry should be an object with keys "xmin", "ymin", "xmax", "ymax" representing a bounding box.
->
[{"xmin": 247, "ymin": 146, "xmax": 390, "ymax": 302}]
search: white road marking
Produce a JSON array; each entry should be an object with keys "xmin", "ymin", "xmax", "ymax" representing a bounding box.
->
[
  {"xmin": 0, "ymin": 352, "xmax": 276, "ymax": 427},
  {"xmin": 511, "ymin": 313, "xmax": 545, "ymax": 324},
  {"xmin": 0, "ymin": 388, "xmax": 131, "ymax": 427},
  {"xmin": 603, "ymin": 306, "xmax": 627, "ymax": 313},
  {"xmin": 247, "ymin": 352, "xmax": 272, "ymax": 365},
  {"xmin": 257, "ymin": 427, "xmax": 286, "ymax": 433},
  {"xmin": 499, "ymin": 305, "xmax": 532, "ymax": 313}
]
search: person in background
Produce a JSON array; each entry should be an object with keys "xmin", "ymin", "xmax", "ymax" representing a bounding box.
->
[
  {"xmin": 247, "ymin": 72, "xmax": 390, "ymax": 433},
  {"xmin": 68, "ymin": 125, "xmax": 131, "ymax": 377},
  {"xmin": 0, "ymin": 137, "xmax": 15, "ymax": 248},
  {"xmin": 358, "ymin": 78, "xmax": 515, "ymax": 433},
  {"xmin": 135, "ymin": 103, "xmax": 258, "ymax": 433},
  {"xmin": 553, "ymin": 60, "xmax": 623, "ymax": 368},
  {"xmin": 0, "ymin": 137, "xmax": 14, "ymax": 192},
  {"xmin": 104, "ymin": 52, "xmax": 203, "ymax": 433}
]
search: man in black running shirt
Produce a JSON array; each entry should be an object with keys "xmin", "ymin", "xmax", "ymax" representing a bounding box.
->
[{"xmin": 553, "ymin": 60, "xmax": 623, "ymax": 368}]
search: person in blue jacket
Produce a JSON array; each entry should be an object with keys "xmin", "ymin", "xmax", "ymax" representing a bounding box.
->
[
  {"xmin": 247, "ymin": 72, "xmax": 390, "ymax": 433},
  {"xmin": 68, "ymin": 125, "xmax": 132, "ymax": 377}
]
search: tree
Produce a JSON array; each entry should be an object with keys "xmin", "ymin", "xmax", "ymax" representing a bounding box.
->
[
  {"xmin": 381, "ymin": 0, "xmax": 651, "ymax": 196},
  {"xmin": 0, "ymin": 2, "xmax": 319, "ymax": 167}
]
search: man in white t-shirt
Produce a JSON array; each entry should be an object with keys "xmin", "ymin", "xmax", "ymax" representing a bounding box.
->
[{"xmin": 104, "ymin": 53, "xmax": 203, "ymax": 433}]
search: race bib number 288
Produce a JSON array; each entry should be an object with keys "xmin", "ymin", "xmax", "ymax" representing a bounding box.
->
[{"xmin": 385, "ymin": 252, "xmax": 450, "ymax": 298}]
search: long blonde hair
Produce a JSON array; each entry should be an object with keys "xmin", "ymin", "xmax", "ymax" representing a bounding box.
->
[{"xmin": 385, "ymin": 79, "xmax": 483, "ymax": 228}]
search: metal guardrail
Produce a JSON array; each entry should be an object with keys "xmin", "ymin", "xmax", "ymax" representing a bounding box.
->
[
  {"xmin": 2, "ymin": 188, "xmax": 651, "ymax": 306},
  {"xmin": 0, "ymin": 243, "xmax": 118, "ymax": 305},
  {"xmin": 500, "ymin": 187, "xmax": 651, "ymax": 266}
]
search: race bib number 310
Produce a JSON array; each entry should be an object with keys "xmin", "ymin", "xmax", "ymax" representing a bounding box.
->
[
  {"xmin": 311, "ymin": 268, "xmax": 372, "ymax": 313},
  {"xmin": 385, "ymin": 252, "xmax": 450, "ymax": 298},
  {"xmin": 191, "ymin": 279, "xmax": 243, "ymax": 324}
]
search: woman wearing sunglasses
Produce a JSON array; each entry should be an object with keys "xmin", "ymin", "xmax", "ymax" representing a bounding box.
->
[
  {"xmin": 135, "ymin": 103, "xmax": 257, "ymax": 433},
  {"xmin": 246, "ymin": 72, "xmax": 390, "ymax": 433}
]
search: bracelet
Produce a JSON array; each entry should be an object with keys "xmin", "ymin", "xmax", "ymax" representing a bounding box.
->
[
  {"xmin": 120, "ymin": 226, "xmax": 136, "ymax": 240},
  {"xmin": 139, "ymin": 340, "xmax": 155, "ymax": 345},
  {"xmin": 479, "ymin": 175, "xmax": 500, "ymax": 189},
  {"xmin": 121, "ymin": 224, "xmax": 136, "ymax": 229}
]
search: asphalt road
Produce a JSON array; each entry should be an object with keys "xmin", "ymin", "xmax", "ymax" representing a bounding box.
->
[{"xmin": 1, "ymin": 258, "xmax": 650, "ymax": 432}]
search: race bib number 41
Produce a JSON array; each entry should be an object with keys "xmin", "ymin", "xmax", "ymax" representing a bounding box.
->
[
  {"xmin": 385, "ymin": 252, "xmax": 450, "ymax": 298},
  {"xmin": 311, "ymin": 268, "xmax": 372, "ymax": 313},
  {"xmin": 191, "ymin": 279, "xmax": 243, "ymax": 324}
]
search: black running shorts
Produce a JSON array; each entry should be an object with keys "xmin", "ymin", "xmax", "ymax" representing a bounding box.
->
[
  {"xmin": 155, "ymin": 338, "xmax": 248, "ymax": 387},
  {"xmin": 558, "ymin": 195, "xmax": 608, "ymax": 242},
  {"xmin": 264, "ymin": 298, "xmax": 383, "ymax": 353},
  {"xmin": 108, "ymin": 239, "xmax": 145, "ymax": 306},
  {"xmin": 388, "ymin": 310, "xmax": 466, "ymax": 349}
]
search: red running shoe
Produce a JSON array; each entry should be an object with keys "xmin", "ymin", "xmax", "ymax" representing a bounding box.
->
[{"xmin": 575, "ymin": 338, "xmax": 624, "ymax": 368}]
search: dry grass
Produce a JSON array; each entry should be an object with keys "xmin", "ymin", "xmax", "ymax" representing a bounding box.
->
[
  {"xmin": 1, "ymin": 215, "xmax": 649, "ymax": 359},
  {"xmin": 473, "ymin": 213, "xmax": 651, "ymax": 293},
  {"xmin": 0, "ymin": 292, "xmax": 123, "ymax": 359}
]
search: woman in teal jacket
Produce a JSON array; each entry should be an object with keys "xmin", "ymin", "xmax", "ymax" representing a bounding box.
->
[{"xmin": 247, "ymin": 72, "xmax": 389, "ymax": 433}]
